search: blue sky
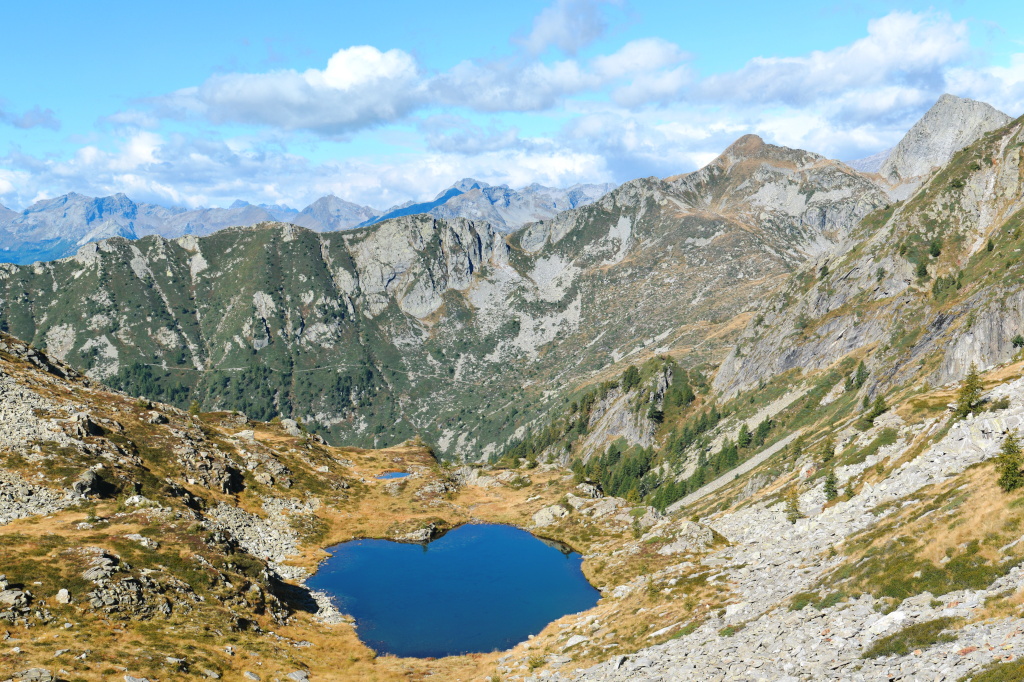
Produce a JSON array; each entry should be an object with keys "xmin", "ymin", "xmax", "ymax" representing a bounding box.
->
[{"xmin": 1, "ymin": 0, "xmax": 1022, "ymax": 211}]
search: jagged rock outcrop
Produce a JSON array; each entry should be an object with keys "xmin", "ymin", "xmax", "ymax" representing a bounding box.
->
[{"xmin": 879, "ymin": 94, "xmax": 1012, "ymax": 192}]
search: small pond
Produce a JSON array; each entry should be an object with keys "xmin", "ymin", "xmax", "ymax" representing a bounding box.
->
[
  {"xmin": 306, "ymin": 523, "xmax": 600, "ymax": 658},
  {"xmin": 375, "ymin": 472, "xmax": 410, "ymax": 480}
]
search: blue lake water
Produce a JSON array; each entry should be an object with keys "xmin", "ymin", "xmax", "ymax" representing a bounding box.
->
[
  {"xmin": 306, "ymin": 523, "xmax": 600, "ymax": 658},
  {"xmin": 376, "ymin": 472, "xmax": 410, "ymax": 480}
]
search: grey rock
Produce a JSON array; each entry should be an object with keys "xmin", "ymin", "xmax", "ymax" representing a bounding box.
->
[
  {"xmin": 0, "ymin": 589, "xmax": 30, "ymax": 608},
  {"xmin": 280, "ymin": 418, "xmax": 303, "ymax": 437},
  {"xmin": 71, "ymin": 469, "xmax": 101, "ymax": 496},
  {"xmin": 880, "ymin": 94, "xmax": 1012, "ymax": 187}
]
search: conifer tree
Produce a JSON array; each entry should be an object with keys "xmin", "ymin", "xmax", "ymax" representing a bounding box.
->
[
  {"xmin": 824, "ymin": 471, "xmax": 838, "ymax": 502},
  {"xmin": 785, "ymin": 488, "xmax": 803, "ymax": 524},
  {"xmin": 866, "ymin": 394, "xmax": 888, "ymax": 423},
  {"xmin": 954, "ymin": 363, "xmax": 983, "ymax": 419},
  {"xmin": 820, "ymin": 435, "xmax": 836, "ymax": 464},
  {"xmin": 997, "ymin": 431, "xmax": 1024, "ymax": 492},
  {"xmin": 737, "ymin": 423, "xmax": 752, "ymax": 448},
  {"xmin": 854, "ymin": 360, "xmax": 869, "ymax": 389}
]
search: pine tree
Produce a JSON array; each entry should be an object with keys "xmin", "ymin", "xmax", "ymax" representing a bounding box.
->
[
  {"xmin": 785, "ymin": 488, "xmax": 803, "ymax": 524},
  {"xmin": 844, "ymin": 478, "xmax": 855, "ymax": 499},
  {"xmin": 820, "ymin": 435, "xmax": 836, "ymax": 464},
  {"xmin": 824, "ymin": 471, "xmax": 838, "ymax": 502},
  {"xmin": 854, "ymin": 360, "xmax": 869, "ymax": 389},
  {"xmin": 737, "ymin": 423, "xmax": 752, "ymax": 448},
  {"xmin": 997, "ymin": 431, "xmax": 1024, "ymax": 492},
  {"xmin": 954, "ymin": 363, "xmax": 984, "ymax": 419},
  {"xmin": 621, "ymin": 365, "xmax": 641, "ymax": 392},
  {"xmin": 867, "ymin": 394, "xmax": 888, "ymax": 422}
]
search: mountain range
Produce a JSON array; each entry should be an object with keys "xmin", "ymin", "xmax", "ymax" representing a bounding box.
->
[
  {"xmin": 0, "ymin": 93, "xmax": 1009, "ymax": 461},
  {"xmin": 0, "ymin": 179, "xmax": 616, "ymax": 265},
  {"xmin": 6, "ymin": 92, "xmax": 1024, "ymax": 680}
]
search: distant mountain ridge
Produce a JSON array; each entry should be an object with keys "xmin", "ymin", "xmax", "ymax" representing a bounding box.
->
[
  {"xmin": 0, "ymin": 178, "xmax": 617, "ymax": 264},
  {"xmin": 355, "ymin": 178, "xmax": 618, "ymax": 232}
]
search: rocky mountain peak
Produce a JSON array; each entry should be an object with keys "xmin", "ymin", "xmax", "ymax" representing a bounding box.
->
[
  {"xmin": 715, "ymin": 133, "xmax": 824, "ymax": 170},
  {"xmin": 879, "ymin": 93, "xmax": 1012, "ymax": 187},
  {"xmin": 723, "ymin": 133, "xmax": 766, "ymax": 157},
  {"xmin": 444, "ymin": 178, "xmax": 490, "ymax": 196}
]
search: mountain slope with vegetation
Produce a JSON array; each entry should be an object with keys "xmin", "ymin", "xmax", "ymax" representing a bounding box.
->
[{"xmin": 0, "ymin": 133, "xmax": 887, "ymax": 459}]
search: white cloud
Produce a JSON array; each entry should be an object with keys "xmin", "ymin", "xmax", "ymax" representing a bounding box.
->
[
  {"xmin": 946, "ymin": 53, "xmax": 1024, "ymax": 116},
  {"xmin": 430, "ymin": 58, "xmax": 599, "ymax": 112},
  {"xmin": 0, "ymin": 129, "xmax": 610, "ymax": 212},
  {"xmin": 0, "ymin": 103, "xmax": 60, "ymax": 131},
  {"xmin": 519, "ymin": 0, "xmax": 617, "ymax": 56},
  {"xmin": 593, "ymin": 38, "xmax": 688, "ymax": 79},
  {"xmin": 698, "ymin": 11, "xmax": 969, "ymax": 107},
  {"xmin": 155, "ymin": 45, "xmax": 423, "ymax": 135}
]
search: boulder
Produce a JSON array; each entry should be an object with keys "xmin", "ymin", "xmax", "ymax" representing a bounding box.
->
[
  {"xmin": 280, "ymin": 419, "xmax": 303, "ymax": 437},
  {"xmin": 532, "ymin": 504, "xmax": 569, "ymax": 527},
  {"xmin": 72, "ymin": 469, "xmax": 101, "ymax": 496},
  {"xmin": 0, "ymin": 589, "xmax": 30, "ymax": 607}
]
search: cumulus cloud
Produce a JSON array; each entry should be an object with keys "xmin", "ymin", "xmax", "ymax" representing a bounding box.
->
[
  {"xmin": 0, "ymin": 129, "xmax": 610, "ymax": 212},
  {"xmin": 0, "ymin": 103, "xmax": 60, "ymax": 130},
  {"xmin": 154, "ymin": 45, "xmax": 423, "ymax": 135},
  {"xmin": 419, "ymin": 115, "xmax": 526, "ymax": 154},
  {"xmin": 697, "ymin": 11, "xmax": 969, "ymax": 110},
  {"xmin": 946, "ymin": 53, "xmax": 1024, "ymax": 116},
  {"xmin": 430, "ymin": 58, "xmax": 599, "ymax": 112},
  {"xmin": 5, "ymin": 8, "xmax": 1021, "ymax": 212},
  {"xmin": 519, "ymin": 0, "xmax": 618, "ymax": 56}
]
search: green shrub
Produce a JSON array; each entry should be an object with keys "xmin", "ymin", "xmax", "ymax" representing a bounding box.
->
[
  {"xmin": 862, "ymin": 617, "xmax": 958, "ymax": 659},
  {"xmin": 960, "ymin": 658, "xmax": 1024, "ymax": 681}
]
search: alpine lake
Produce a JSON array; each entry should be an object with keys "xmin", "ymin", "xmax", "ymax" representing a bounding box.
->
[{"xmin": 306, "ymin": 523, "xmax": 600, "ymax": 658}]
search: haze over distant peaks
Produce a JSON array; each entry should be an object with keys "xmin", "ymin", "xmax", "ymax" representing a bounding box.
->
[
  {"xmin": 845, "ymin": 147, "xmax": 893, "ymax": 174},
  {"xmin": 0, "ymin": 178, "xmax": 617, "ymax": 265},
  {"xmin": 291, "ymin": 195, "xmax": 380, "ymax": 232}
]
